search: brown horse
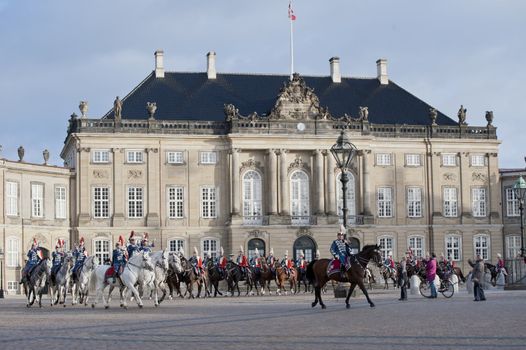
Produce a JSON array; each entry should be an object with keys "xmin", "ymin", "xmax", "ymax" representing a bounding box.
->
[
  {"xmin": 306, "ymin": 244, "xmax": 383, "ymax": 309},
  {"xmin": 258, "ymin": 259, "xmax": 276, "ymax": 295},
  {"xmin": 274, "ymin": 261, "xmax": 297, "ymax": 295}
]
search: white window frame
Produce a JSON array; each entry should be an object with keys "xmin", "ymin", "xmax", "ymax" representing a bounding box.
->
[
  {"xmin": 167, "ymin": 186, "xmax": 184, "ymax": 219},
  {"xmin": 93, "ymin": 238, "xmax": 111, "ymax": 264},
  {"xmin": 168, "ymin": 238, "xmax": 185, "ymax": 254},
  {"xmin": 201, "ymin": 238, "xmax": 220, "ymax": 260},
  {"xmin": 243, "ymin": 170, "xmax": 263, "ymax": 225},
  {"xmin": 408, "ymin": 236, "xmax": 425, "ymax": 259},
  {"xmin": 201, "ymin": 186, "xmax": 218, "ymax": 219},
  {"xmin": 505, "ymin": 188, "xmax": 520, "ymax": 217},
  {"xmin": 31, "ymin": 183, "xmax": 44, "ymax": 218},
  {"xmin": 474, "ymin": 234, "xmax": 490, "ymax": 260},
  {"xmin": 442, "ymin": 153, "xmax": 457, "ymax": 167},
  {"xmin": 290, "ymin": 170, "xmax": 310, "ymax": 225},
  {"xmin": 472, "ymin": 187, "xmax": 487, "ymax": 217},
  {"xmin": 506, "ymin": 235, "xmax": 521, "ymax": 259},
  {"xmin": 200, "ymin": 151, "xmax": 217, "ymax": 165},
  {"xmin": 126, "ymin": 150, "xmax": 144, "ymax": 164},
  {"xmin": 127, "ymin": 186, "xmax": 144, "ymax": 218},
  {"xmin": 92, "ymin": 149, "xmax": 110, "ymax": 164},
  {"xmin": 7, "ymin": 281, "xmax": 19, "ymax": 294},
  {"xmin": 377, "ymin": 187, "xmax": 393, "ymax": 218},
  {"xmin": 6, "ymin": 236, "xmax": 20, "ymax": 267},
  {"xmin": 445, "ymin": 235, "xmax": 462, "ymax": 261},
  {"xmin": 5, "ymin": 181, "xmax": 18, "ymax": 216},
  {"xmin": 443, "ymin": 187, "xmax": 458, "ymax": 217},
  {"xmin": 407, "ymin": 187, "xmax": 422, "ymax": 218},
  {"xmin": 337, "ymin": 172, "xmax": 356, "ymax": 224},
  {"xmin": 376, "ymin": 153, "xmax": 392, "ymax": 166},
  {"xmin": 93, "ymin": 186, "xmax": 110, "ymax": 219},
  {"xmin": 471, "ymin": 154, "xmax": 485, "ymax": 167},
  {"xmin": 405, "ymin": 154, "xmax": 421, "ymax": 167},
  {"xmin": 167, "ymin": 151, "xmax": 184, "ymax": 164},
  {"xmin": 378, "ymin": 235, "xmax": 395, "ymax": 260},
  {"xmin": 55, "ymin": 186, "xmax": 67, "ymax": 219}
]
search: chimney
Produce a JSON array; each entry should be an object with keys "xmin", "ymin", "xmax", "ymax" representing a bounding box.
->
[
  {"xmin": 329, "ymin": 57, "xmax": 341, "ymax": 83},
  {"xmin": 207, "ymin": 51, "xmax": 217, "ymax": 79},
  {"xmin": 376, "ymin": 58, "xmax": 388, "ymax": 85},
  {"xmin": 154, "ymin": 50, "xmax": 164, "ymax": 78}
]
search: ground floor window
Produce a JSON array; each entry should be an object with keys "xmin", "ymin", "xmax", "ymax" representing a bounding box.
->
[
  {"xmin": 93, "ymin": 238, "xmax": 110, "ymax": 264},
  {"xmin": 506, "ymin": 235, "xmax": 521, "ymax": 259},
  {"xmin": 474, "ymin": 235, "xmax": 490, "ymax": 260},
  {"xmin": 202, "ymin": 238, "xmax": 219, "ymax": 260},
  {"xmin": 168, "ymin": 239, "xmax": 185, "ymax": 254},
  {"xmin": 445, "ymin": 235, "xmax": 461, "ymax": 261},
  {"xmin": 7, "ymin": 281, "xmax": 19, "ymax": 294},
  {"xmin": 378, "ymin": 236, "xmax": 394, "ymax": 260},
  {"xmin": 408, "ymin": 236, "xmax": 424, "ymax": 259}
]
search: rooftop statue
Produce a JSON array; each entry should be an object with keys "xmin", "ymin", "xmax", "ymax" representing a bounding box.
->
[{"xmin": 114, "ymin": 96, "xmax": 122, "ymax": 121}]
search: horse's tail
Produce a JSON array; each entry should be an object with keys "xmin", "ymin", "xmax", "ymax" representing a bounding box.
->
[{"xmin": 306, "ymin": 260, "xmax": 316, "ymax": 284}]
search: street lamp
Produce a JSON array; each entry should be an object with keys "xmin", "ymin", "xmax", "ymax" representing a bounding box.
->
[
  {"xmin": 331, "ymin": 130, "xmax": 357, "ymax": 238},
  {"xmin": 513, "ymin": 175, "xmax": 526, "ymax": 257},
  {"xmin": 0, "ymin": 248, "xmax": 4, "ymax": 298}
]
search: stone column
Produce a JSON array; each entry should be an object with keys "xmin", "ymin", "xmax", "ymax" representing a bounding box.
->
[
  {"xmin": 314, "ymin": 149, "xmax": 325, "ymax": 214},
  {"xmin": 112, "ymin": 148, "xmax": 124, "ymax": 226},
  {"xmin": 231, "ymin": 148, "xmax": 240, "ymax": 215},
  {"xmin": 279, "ymin": 149, "xmax": 289, "ymax": 215},
  {"xmin": 362, "ymin": 150, "xmax": 371, "ymax": 215},
  {"xmin": 267, "ymin": 149, "xmax": 278, "ymax": 215},
  {"xmin": 146, "ymin": 148, "xmax": 160, "ymax": 226},
  {"xmin": 78, "ymin": 147, "xmax": 91, "ymax": 224},
  {"xmin": 327, "ymin": 152, "xmax": 336, "ymax": 215}
]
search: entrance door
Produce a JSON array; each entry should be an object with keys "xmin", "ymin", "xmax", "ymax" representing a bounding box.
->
[{"xmin": 293, "ymin": 236, "xmax": 317, "ymax": 262}]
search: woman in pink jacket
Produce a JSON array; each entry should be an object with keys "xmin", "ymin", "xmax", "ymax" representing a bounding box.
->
[{"xmin": 424, "ymin": 252, "xmax": 437, "ymax": 298}]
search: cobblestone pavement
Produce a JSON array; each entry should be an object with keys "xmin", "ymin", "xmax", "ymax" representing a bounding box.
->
[{"xmin": 0, "ymin": 289, "xmax": 525, "ymax": 350}]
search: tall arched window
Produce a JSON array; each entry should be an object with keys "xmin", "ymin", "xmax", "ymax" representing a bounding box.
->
[
  {"xmin": 378, "ymin": 235, "xmax": 395, "ymax": 260},
  {"xmin": 201, "ymin": 238, "xmax": 220, "ymax": 260},
  {"xmin": 337, "ymin": 172, "xmax": 356, "ymax": 224},
  {"xmin": 293, "ymin": 235, "xmax": 317, "ymax": 262},
  {"xmin": 247, "ymin": 238, "xmax": 266, "ymax": 260},
  {"xmin": 243, "ymin": 170, "xmax": 263, "ymax": 225},
  {"xmin": 290, "ymin": 170, "xmax": 310, "ymax": 225}
]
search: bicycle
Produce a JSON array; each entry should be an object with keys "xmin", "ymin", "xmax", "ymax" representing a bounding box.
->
[{"xmin": 419, "ymin": 277, "xmax": 454, "ymax": 298}]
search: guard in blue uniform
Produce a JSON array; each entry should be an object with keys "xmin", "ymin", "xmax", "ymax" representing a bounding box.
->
[
  {"xmin": 21, "ymin": 238, "xmax": 42, "ymax": 284},
  {"xmin": 330, "ymin": 226, "xmax": 350, "ymax": 274},
  {"xmin": 51, "ymin": 239, "xmax": 65, "ymax": 283},
  {"xmin": 111, "ymin": 236, "xmax": 127, "ymax": 282},
  {"xmin": 127, "ymin": 231, "xmax": 140, "ymax": 258},
  {"xmin": 72, "ymin": 237, "xmax": 87, "ymax": 281},
  {"xmin": 139, "ymin": 233, "xmax": 154, "ymax": 253}
]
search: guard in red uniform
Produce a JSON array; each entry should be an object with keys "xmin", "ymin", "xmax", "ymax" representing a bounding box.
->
[
  {"xmin": 281, "ymin": 250, "xmax": 293, "ymax": 277},
  {"xmin": 189, "ymin": 247, "xmax": 203, "ymax": 276},
  {"xmin": 496, "ymin": 253, "xmax": 507, "ymax": 276},
  {"xmin": 237, "ymin": 246, "xmax": 249, "ymax": 278},
  {"xmin": 296, "ymin": 250, "xmax": 307, "ymax": 274},
  {"xmin": 217, "ymin": 246, "xmax": 227, "ymax": 278}
]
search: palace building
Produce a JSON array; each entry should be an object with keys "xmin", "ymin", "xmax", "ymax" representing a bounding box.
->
[{"xmin": 1, "ymin": 50, "xmax": 505, "ymax": 293}]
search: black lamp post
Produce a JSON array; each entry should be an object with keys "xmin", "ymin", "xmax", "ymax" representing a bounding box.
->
[
  {"xmin": 0, "ymin": 248, "xmax": 4, "ymax": 298},
  {"xmin": 330, "ymin": 130, "xmax": 357, "ymax": 238},
  {"xmin": 513, "ymin": 175, "xmax": 526, "ymax": 258}
]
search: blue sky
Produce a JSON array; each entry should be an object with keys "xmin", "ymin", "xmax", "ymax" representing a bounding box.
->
[{"xmin": 0, "ymin": 0, "xmax": 524, "ymax": 168}]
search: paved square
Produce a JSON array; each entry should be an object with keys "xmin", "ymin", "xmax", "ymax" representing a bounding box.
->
[{"xmin": 1, "ymin": 289, "xmax": 525, "ymax": 350}]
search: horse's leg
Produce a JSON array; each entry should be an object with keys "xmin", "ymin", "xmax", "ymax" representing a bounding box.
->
[
  {"xmin": 357, "ymin": 280, "xmax": 375, "ymax": 308},
  {"xmin": 128, "ymin": 283, "xmax": 143, "ymax": 308},
  {"xmin": 345, "ymin": 282, "xmax": 358, "ymax": 309}
]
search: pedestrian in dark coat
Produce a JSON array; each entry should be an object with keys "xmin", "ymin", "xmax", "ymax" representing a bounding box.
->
[
  {"xmin": 398, "ymin": 256, "xmax": 408, "ymax": 301},
  {"xmin": 468, "ymin": 254, "xmax": 486, "ymax": 301}
]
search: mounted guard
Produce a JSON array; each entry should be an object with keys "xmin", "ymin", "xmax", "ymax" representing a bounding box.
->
[
  {"xmin": 217, "ymin": 246, "xmax": 227, "ymax": 278},
  {"xmin": 110, "ymin": 235, "xmax": 127, "ymax": 283},
  {"xmin": 237, "ymin": 246, "xmax": 249, "ymax": 279},
  {"xmin": 189, "ymin": 247, "xmax": 204, "ymax": 276},
  {"xmin": 266, "ymin": 248, "xmax": 276, "ymax": 274},
  {"xmin": 139, "ymin": 232, "xmax": 154, "ymax": 253},
  {"xmin": 127, "ymin": 231, "xmax": 140, "ymax": 258},
  {"xmin": 21, "ymin": 238, "xmax": 42, "ymax": 285},
  {"xmin": 296, "ymin": 250, "xmax": 307, "ymax": 274},
  {"xmin": 50, "ymin": 239, "xmax": 65, "ymax": 283},
  {"xmin": 252, "ymin": 248, "xmax": 262, "ymax": 275},
  {"xmin": 496, "ymin": 253, "xmax": 507, "ymax": 276},
  {"xmin": 72, "ymin": 237, "xmax": 87, "ymax": 282},
  {"xmin": 330, "ymin": 225, "xmax": 351, "ymax": 276},
  {"xmin": 384, "ymin": 252, "xmax": 396, "ymax": 274},
  {"xmin": 281, "ymin": 250, "xmax": 293, "ymax": 277}
]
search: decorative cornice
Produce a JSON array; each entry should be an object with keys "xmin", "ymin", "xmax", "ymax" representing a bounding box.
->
[
  {"xmin": 472, "ymin": 172, "xmax": 487, "ymax": 182},
  {"xmin": 128, "ymin": 169, "xmax": 143, "ymax": 179},
  {"xmin": 288, "ymin": 157, "xmax": 310, "ymax": 173},
  {"xmin": 93, "ymin": 170, "xmax": 109, "ymax": 179},
  {"xmin": 240, "ymin": 158, "xmax": 261, "ymax": 173},
  {"xmin": 296, "ymin": 227, "xmax": 313, "ymax": 237},
  {"xmin": 443, "ymin": 173, "xmax": 457, "ymax": 181}
]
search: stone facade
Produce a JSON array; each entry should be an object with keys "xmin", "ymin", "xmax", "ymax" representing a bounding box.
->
[{"xmin": 500, "ymin": 168, "xmax": 526, "ymax": 259}]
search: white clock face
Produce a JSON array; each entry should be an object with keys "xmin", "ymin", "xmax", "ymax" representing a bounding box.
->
[{"xmin": 297, "ymin": 122, "xmax": 305, "ymax": 131}]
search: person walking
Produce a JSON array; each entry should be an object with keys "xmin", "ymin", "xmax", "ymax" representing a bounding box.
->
[
  {"xmin": 398, "ymin": 256, "xmax": 408, "ymax": 301},
  {"xmin": 424, "ymin": 252, "xmax": 438, "ymax": 298},
  {"xmin": 468, "ymin": 254, "xmax": 486, "ymax": 302}
]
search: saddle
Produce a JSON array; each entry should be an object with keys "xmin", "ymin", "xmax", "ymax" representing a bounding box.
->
[
  {"xmin": 327, "ymin": 257, "xmax": 351, "ymax": 278},
  {"xmin": 105, "ymin": 267, "xmax": 115, "ymax": 278}
]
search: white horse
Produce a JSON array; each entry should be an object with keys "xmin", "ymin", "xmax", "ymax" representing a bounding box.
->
[
  {"xmin": 141, "ymin": 250, "xmax": 175, "ymax": 307},
  {"xmin": 91, "ymin": 251, "xmax": 154, "ymax": 309},
  {"xmin": 49, "ymin": 254, "xmax": 73, "ymax": 306},
  {"xmin": 71, "ymin": 256, "xmax": 98, "ymax": 306}
]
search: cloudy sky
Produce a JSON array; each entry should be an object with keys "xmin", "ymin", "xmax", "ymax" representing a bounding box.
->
[{"xmin": 0, "ymin": 0, "xmax": 524, "ymax": 168}]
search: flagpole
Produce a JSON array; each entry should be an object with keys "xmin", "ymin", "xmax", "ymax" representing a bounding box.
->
[{"xmin": 289, "ymin": 1, "xmax": 294, "ymax": 81}]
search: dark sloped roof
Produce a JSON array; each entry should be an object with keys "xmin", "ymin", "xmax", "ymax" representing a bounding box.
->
[{"xmin": 104, "ymin": 72, "xmax": 456, "ymax": 125}]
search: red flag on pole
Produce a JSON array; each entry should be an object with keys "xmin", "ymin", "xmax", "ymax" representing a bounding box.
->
[{"xmin": 288, "ymin": 1, "xmax": 296, "ymax": 21}]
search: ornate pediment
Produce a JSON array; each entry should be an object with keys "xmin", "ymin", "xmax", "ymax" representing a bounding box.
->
[
  {"xmin": 269, "ymin": 74, "xmax": 323, "ymax": 121},
  {"xmin": 288, "ymin": 156, "xmax": 310, "ymax": 173},
  {"xmin": 240, "ymin": 159, "xmax": 261, "ymax": 173}
]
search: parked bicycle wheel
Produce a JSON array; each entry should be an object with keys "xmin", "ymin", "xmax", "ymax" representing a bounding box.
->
[
  {"xmin": 419, "ymin": 279, "xmax": 432, "ymax": 298},
  {"xmin": 440, "ymin": 280, "xmax": 454, "ymax": 298}
]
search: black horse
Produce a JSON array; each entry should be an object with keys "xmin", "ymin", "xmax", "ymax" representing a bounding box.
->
[
  {"xmin": 23, "ymin": 258, "xmax": 50, "ymax": 308},
  {"xmin": 484, "ymin": 262, "xmax": 507, "ymax": 287},
  {"xmin": 225, "ymin": 261, "xmax": 258, "ymax": 296},
  {"xmin": 207, "ymin": 260, "xmax": 226, "ymax": 297},
  {"xmin": 178, "ymin": 257, "xmax": 209, "ymax": 298}
]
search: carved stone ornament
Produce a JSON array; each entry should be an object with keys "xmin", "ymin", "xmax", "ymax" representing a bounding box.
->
[
  {"xmin": 240, "ymin": 158, "xmax": 261, "ymax": 173},
  {"xmin": 457, "ymin": 105, "xmax": 467, "ymax": 125},
  {"xmin": 358, "ymin": 106, "xmax": 369, "ymax": 121},
  {"xmin": 247, "ymin": 230, "xmax": 268, "ymax": 239},
  {"xmin": 79, "ymin": 101, "xmax": 88, "ymax": 118},
  {"xmin": 114, "ymin": 96, "xmax": 122, "ymax": 121},
  {"xmin": 472, "ymin": 172, "xmax": 487, "ymax": 182},
  {"xmin": 296, "ymin": 227, "xmax": 313, "ymax": 237},
  {"xmin": 93, "ymin": 170, "xmax": 109, "ymax": 179},
  {"xmin": 43, "ymin": 149, "xmax": 50, "ymax": 165},
  {"xmin": 17, "ymin": 145, "xmax": 24, "ymax": 162},
  {"xmin": 429, "ymin": 108, "xmax": 438, "ymax": 126},
  {"xmin": 146, "ymin": 102, "xmax": 157, "ymax": 119},
  {"xmin": 224, "ymin": 103, "xmax": 240, "ymax": 121},
  {"xmin": 128, "ymin": 170, "xmax": 143, "ymax": 179},
  {"xmin": 288, "ymin": 157, "xmax": 310, "ymax": 173},
  {"xmin": 268, "ymin": 73, "xmax": 325, "ymax": 121},
  {"xmin": 443, "ymin": 173, "xmax": 457, "ymax": 181}
]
